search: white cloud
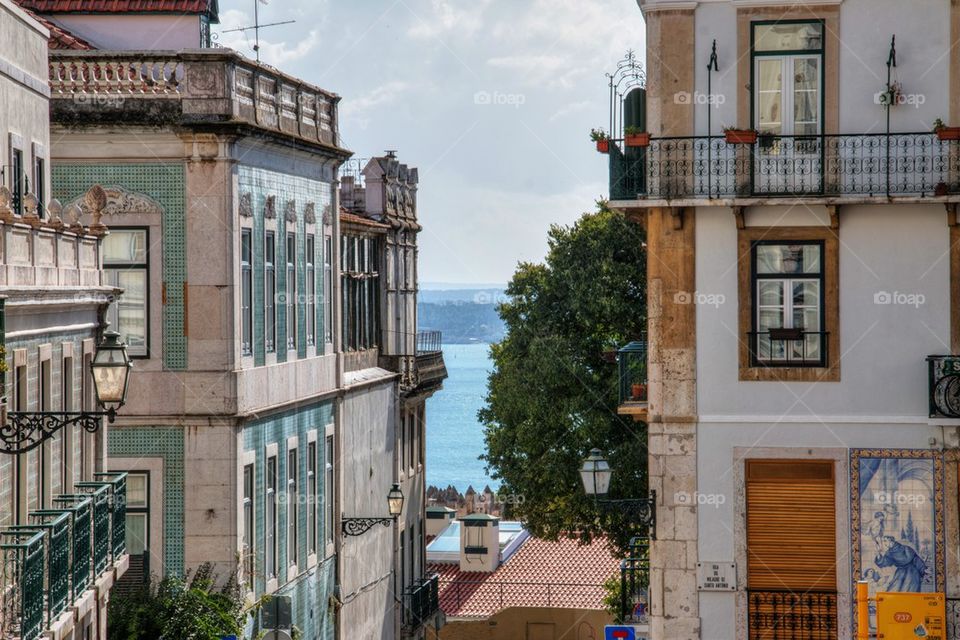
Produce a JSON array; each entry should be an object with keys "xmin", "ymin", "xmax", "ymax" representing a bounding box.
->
[
  {"xmin": 407, "ymin": 0, "xmax": 491, "ymax": 40},
  {"xmin": 548, "ymin": 100, "xmax": 592, "ymax": 123},
  {"xmin": 216, "ymin": 9, "xmax": 320, "ymax": 65}
]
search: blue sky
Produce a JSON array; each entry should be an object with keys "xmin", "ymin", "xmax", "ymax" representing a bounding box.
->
[{"xmin": 216, "ymin": 0, "xmax": 646, "ymax": 285}]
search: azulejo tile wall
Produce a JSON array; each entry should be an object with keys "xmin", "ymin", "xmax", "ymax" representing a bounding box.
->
[
  {"xmin": 238, "ymin": 165, "xmax": 332, "ymax": 367},
  {"xmin": 53, "ymin": 163, "xmax": 187, "ymax": 370}
]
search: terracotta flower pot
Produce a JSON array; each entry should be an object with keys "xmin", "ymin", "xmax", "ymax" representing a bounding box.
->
[
  {"xmin": 625, "ymin": 133, "xmax": 650, "ymax": 147},
  {"xmin": 631, "ymin": 383, "xmax": 648, "ymax": 402},
  {"xmin": 596, "ymin": 139, "xmax": 610, "ymax": 153},
  {"xmin": 936, "ymin": 127, "xmax": 960, "ymax": 141},
  {"xmin": 724, "ymin": 129, "xmax": 758, "ymax": 145}
]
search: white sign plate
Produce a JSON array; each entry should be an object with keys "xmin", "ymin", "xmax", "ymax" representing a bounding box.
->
[{"xmin": 696, "ymin": 562, "xmax": 736, "ymax": 591}]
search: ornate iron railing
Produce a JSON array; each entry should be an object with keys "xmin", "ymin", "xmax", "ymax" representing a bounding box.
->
[
  {"xmin": 609, "ymin": 133, "xmax": 960, "ymax": 200},
  {"xmin": 16, "ymin": 511, "xmax": 72, "ymax": 625},
  {"xmin": 0, "ymin": 529, "xmax": 46, "ymax": 640},
  {"xmin": 618, "ymin": 339, "xmax": 647, "ymax": 405},
  {"xmin": 621, "ymin": 536, "xmax": 649, "ymax": 623},
  {"xmin": 53, "ymin": 495, "xmax": 93, "ymax": 597},
  {"xmin": 416, "ymin": 331, "xmax": 442, "ymax": 355},
  {"xmin": 95, "ymin": 471, "xmax": 128, "ymax": 562},
  {"xmin": 747, "ymin": 589, "xmax": 837, "ymax": 640},
  {"xmin": 73, "ymin": 483, "xmax": 111, "ymax": 576},
  {"xmin": 403, "ymin": 574, "xmax": 440, "ymax": 630}
]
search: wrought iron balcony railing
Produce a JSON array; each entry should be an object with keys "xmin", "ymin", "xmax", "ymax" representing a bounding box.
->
[
  {"xmin": 620, "ymin": 536, "xmax": 650, "ymax": 623},
  {"xmin": 416, "ymin": 330, "xmax": 442, "ymax": 355},
  {"xmin": 94, "ymin": 471, "xmax": 128, "ymax": 562},
  {"xmin": 618, "ymin": 339, "xmax": 647, "ymax": 406},
  {"xmin": 747, "ymin": 589, "xmax": 837, "ymax": 640},
  {"xmin": 0, "ymin": 529, "xmax": 45, "ymax": 640},
  {"xmin": 609, "ymin": 133, "xmax": 960, "ymax": 201},
  {"xmin": 53, "ymin": 495, "xmax": 94, "ymax": 596},
  {"xmin": 72, "ymin": 483, "xmax": 112, "ymax": 576},
  {"xmin": 402, "ymin": 574, "xmax": 440, "ymax": 630},
  {"xmin": 11, "ymin": 511, "xmax": 72, "ymax": 627}
]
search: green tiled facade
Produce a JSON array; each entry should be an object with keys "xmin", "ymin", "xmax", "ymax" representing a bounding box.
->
[
  {"xmin": 52, "ymin": 163, "xmax": 188, "ymax": 370},
  {"xmin": 242, "ymin": 400, "xmax": 334, "ymax": 638},
  {"xmin": 107, "ymin": 426, "xmax": 185, "ymax": 575},
  {"xmin": 238, "ymin": 165, "xmax": 330, "ymax": 367}
]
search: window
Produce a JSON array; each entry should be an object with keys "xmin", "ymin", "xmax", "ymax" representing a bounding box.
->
[
  {"xmin": 242, "ymin": 464, "xmax": 254, "ymax": 588},
  {"xmin": 286, "ymin": 233, "xmax": 297, "ymax": 351},
  {"xmin": 62, "ymin": 356, "xmax": 73, "ymax": 490},
  {"xmin": 307, "ymin": 441, "xmax": 317, "ymax": 556},
  {"xmin": 341, "ymin": 234, "xmax": 380, "ymax": 351},
  {"xmin": 103, "ymin": 229, "xmax": 149, "ymax": 357},
  {"xmin": 265, "ymin": 232, "xmax": 277, "ymax": 353},
  {"xmin": 324, "ymin": 435, "xmax": 334, "ymax": 546},
  {"xmin": 11, "ymin": 147, "xmax": 23, "ymax": 215},
  {"xmin": 323, "ymin": 236, "xmax": 333, "ymax": 346},
  {"xmin": 408, "ymin": 408, "xmax": 416, "ymax": 471},
  {"xmin": 33, "ymin": 156, "xmax": 44, "ymax": 216},
  {"xmin": 751, "ymin": 242, "xmax": 824, "ymax": 366},
  {"xmin": 125, "ymin": 472, "xmax": 150, "ymax": 585},
  {"xmin": 241, "ymin": 230, "xmax": 253, "ymax": 356},
  {"xmin": 287, "ymin": 448, "xmax": 298, "ymax": 568},
  {"xmin": 400, "ymin": 412, "xmax": 407, "ymax": 471},
  {"xmin": 266, "ymin": 455, "xmax": 278, "ymax": 578},
  {"xmin": 306, "ymin": 235, "xmax": 316, "ymax": 347}
]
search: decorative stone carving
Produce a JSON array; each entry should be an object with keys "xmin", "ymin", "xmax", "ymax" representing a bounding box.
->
[
  {"xmin": 47, "ymin": 199, "xmax": 64, "ymax": 230},
  {"xmin": 322, "ymin": 203, "xmax": 333, "ymax": 226},
  {"xmin": 284, "ymin": 200, "xmax": 297, "ymax": 223},
  {"xmin": 66, "ymin": 185, "xmax": 163, "ymax": 218},
  {"xmin": 304, "ymin": 202, "xmax": 316, "ymax": 225},
  {"xmin": 0, "ymin": 186, "xmax": 14, "ymax": 223},
  {"xmin": 64, "ymin": 203, "xmax": 84, "ymax": 234},
  {"xmin": 239, "ymin": 192, "xmax": 253, "ymax": 218},
  {"xmin": 264, "ymin": 195, "xmax": 276, "ymax": 219},
  {"xmin": 84, "ymin": 185, "xmax": 108, "ymax": 234},
  {"xmin": 22, "ymin": 192, "xmax": 40, "ymax": 226}
]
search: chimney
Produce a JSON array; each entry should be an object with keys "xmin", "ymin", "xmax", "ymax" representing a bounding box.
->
[
  {"xmin": 425, "ymin": 506, "xmax": 456, "ymax": 537},
  {"xmin": 459, "ymin": 514, "xmax": 500, "ymax": 573},
  {"xmin": 340, "ymin": 176, "xmax": 355, "ymax": 210}
]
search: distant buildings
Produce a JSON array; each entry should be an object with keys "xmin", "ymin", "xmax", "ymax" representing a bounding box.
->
[{"xmin": 6, "ymin": 1, "xmax": 447, "ymax": 638}]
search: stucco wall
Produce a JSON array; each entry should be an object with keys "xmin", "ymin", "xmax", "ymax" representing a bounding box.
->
[{"xmin": 50, "ymin": 14, "xmax": 203, "ymax": 50}]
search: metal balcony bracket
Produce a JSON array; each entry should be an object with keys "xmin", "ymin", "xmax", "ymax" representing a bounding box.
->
[
  {"xmin": 827, "ymin": 204, "xmax": 840, "ymax": 230},
  {"xmin": 598, "ymin": 490, "xmax": 657, "ymax": 540},
  {"xmin": 341, "ymin": 517, "xmax": 394, "ymax": 537},
  {"xmin": 1, "ymin": 411, "xmax": 110, "ymax": 455},
  {"xmin": 732, "ymin": 206, "xmax": 745, "ymax": 230}
]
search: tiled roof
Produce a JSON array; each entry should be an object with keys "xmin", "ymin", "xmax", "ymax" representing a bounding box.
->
[
  {"xmin": 29, "ymin": 11, "xmax": 95, "ymax": 49},
  {"xmin": 340, "ymin": 208, "xmax": 390, "ymax": 230},
  {"xmin": 16, "ymin": 0, "xmax": 214, "ymax": 13},
  {"xmin": 428, "ymin": 535, "xmax": 618, "ymax": 618}
]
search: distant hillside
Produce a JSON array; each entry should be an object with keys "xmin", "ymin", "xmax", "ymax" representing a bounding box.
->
[{"xmin": 418, "ymin": 288, "xmax": 507, "ymax": 344}]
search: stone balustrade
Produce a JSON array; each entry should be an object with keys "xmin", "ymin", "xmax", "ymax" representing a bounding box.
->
[{"xmin": 48, "ymin": 50, "xmax": 342, "ymax": 150}]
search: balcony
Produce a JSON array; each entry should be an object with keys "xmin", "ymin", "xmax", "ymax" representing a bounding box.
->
[
  {"xmin": 48, "ymin": 50, "xmax": 344, "ymax": 153},
  {"xmin": 746, "ymin": 589, "xmax": 837, "ymax": 640},
  {"xmin": 608, "ymin": 133, "xmax": 960, "ymax": 204},
  {"xmin": 617, "ymin": 340, "xmax": 647, "ymax": 421},
  {"xmin": 1, "ymin": 474, "xmax": 127, "ymax": 640},
  {"xmin": 402, "ymin": 574, "xmax": 440, "ymax": 634},
  {"xmin": 413, "ymin": 331, "xmax": 447, "ymax": 394},
  {"xmin": 620, "ymin": 536, "xmax": 650, "ymax": 624}
]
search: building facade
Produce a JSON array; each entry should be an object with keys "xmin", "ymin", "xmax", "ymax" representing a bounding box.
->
[
  {"xmin": 0, "ymin": 2, "xmax": 128, "ymax": 638},
  {"xmin": 610, "ymin": 1, "xmax": 960, "ymax": 639}
]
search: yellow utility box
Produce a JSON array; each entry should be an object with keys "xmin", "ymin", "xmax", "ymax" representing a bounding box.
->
[{"xmin": 876, "ymin": 592, "xmax": 945, "ymax": 639}]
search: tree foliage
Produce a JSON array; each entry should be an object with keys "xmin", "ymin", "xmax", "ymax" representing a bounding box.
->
[
  {"xmin": 107, "ymin": 563, "xmax": 246, "ymax": 640},
  {"xmin": 480, "ymin": 202, "xmax": 647, "ymax": 553}
]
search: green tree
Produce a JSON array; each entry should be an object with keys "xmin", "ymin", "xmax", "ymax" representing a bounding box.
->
[{"xmin": 480, "ymin": 202, "xmax": 647, "ymax": 553}]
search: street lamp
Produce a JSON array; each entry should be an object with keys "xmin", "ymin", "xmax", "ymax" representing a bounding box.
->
[
  {"xmin": 579, "ymin": 448, "xmax": 656, "ymax": 539},
  {"xmin": 1, "ymin": 329, "xmax": 132, "ymax": 455},
  {"xmin": 342, "ymin": 483, "xmax": 405, "ymax": 537}
]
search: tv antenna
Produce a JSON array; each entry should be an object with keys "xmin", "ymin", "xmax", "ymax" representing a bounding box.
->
[{"xmin": 220, "ymin": 0, "xmax": 296, "ymax": 62}]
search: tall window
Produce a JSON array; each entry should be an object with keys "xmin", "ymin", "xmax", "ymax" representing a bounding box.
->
[
  {"xmin": 323, "ymin": 236, "xmax": 333, "ymax": 346},
  {"xmin": 242, "ymin": 464, "xmax": 254, "ymax": 588},
  {"xmin": 341, "ymin": 235, "xmax": 380, "ymax": 351},
  {"xmin": 241, "ymin": 229, "xmax": 253, "ymax": 356},
  {"xmin": 307, "ymin": 441, "xmax": 317, "ymax": 556},
  {"xmin": 324, "ymin": 435, "xmax": 334, "ymax": 547},
  {"xmin": 265, "ymin": 232, "xmax": 276, "ymax": 353},
  {"xmin": 306, "ymin": 235, "xmax": 316, "ymax": 347},
  {"xmin": 125, "ymin": 472, "xmax": 150, "ymax": 585},
  {"xmin": 266, "ymin": 455, "xmax": 278, "ymax": 578},
  {"xmin": 753, "ymin": 21, "xmax": 823, "ymax": 137},
  {"xmin": 61, "ymin": 356, "xmax": 73, "ymax": 491},
  {"xmin": 287, "ymin": 448, "xmax": 298, "ymax": 569},
  {"xmin": 11, "ymin": 147, "xmax": 23, "ymax": 215},
  {"xmin": 33, "ymin": 156, "xmax": 44, "ymax": 216},
  {"xmin": 286, "ymin": 233, "xmax": 297, "ymax": 351},
  {"xmin": 752, "ymin": 242, "xmax": 824, "ymax": 366},
  {"xmin": 103, "ymin": 229, "xmax": 149, "ymax": 357}
]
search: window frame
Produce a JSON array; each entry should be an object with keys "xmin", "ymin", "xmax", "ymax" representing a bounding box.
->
[
  {"xmin": 286, "ymin": 232, "xmax": 297, "ymax": 352},
  {"xmin": 265, "ymin": 454, "xmax": 278, "ymax": 580},
  {"xmin": 287, "ymin": 446, "xmax": 298, "ymax": 570},
  {"xmin": 265, "ymin": 231, "xmax": 277, "ymax": 354},
  {"xmin": 307, "ymin": 440, "xmax": 317, "ymax": 558},
  {"xmin": 324, "ymin": 433, "xmax": 334, "ymax": 549},
  {"xmin": 240, "ymin": 228, "xmax": 253, "ymax": 357},
  {"xmin": 103, "ymin": 227, "xmax": 150, "ymax": 358},
  {"xmin": 323, "ymin": 235, "xmax": 333, "ymax": 348},
  {"xmin": 123, "ymin": 471, "xmax": 150, "ymax": 583},
  {"xmin": 306, "ymin": 234, "xmax": 316, "ymax": 348},
  {"xmin": 242, "ymin": 463, "xmax": 254, "ymax": 589}
]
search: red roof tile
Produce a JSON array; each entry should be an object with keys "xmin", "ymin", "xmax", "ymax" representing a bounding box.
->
[
  {"xmin": 340, "ymin": 208, "xmax": 390, "ymax": 230},
  {"xmin": 32, "ymin": 13, "xmax": 95, "ymax": 49},
  {"xmin": 16, "ymin": 0, "xmax": 214, "ymax": 14},
  {"xmin": 428, "ymin": 535, "xmax": 618, "ymax": 618}
]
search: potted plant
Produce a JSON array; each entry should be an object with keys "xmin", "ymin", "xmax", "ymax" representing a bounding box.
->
[
  {"xmin": 591, "ymin": 128, "xmax": 610, "ymax": 153},
  {"xmin": 936, "ymin": 181, "xmax": 950, "ymax": 197},
  {"xmin": 934, "ymin": 118, "xmax": 960, "ymax": 141},
  {"xmin": 723, "ymin": 126, "xmax": 758, "ymax": 145},
  {"xmin": 624, "ymin": 126, "xmax": 650, "ymax": 148},
  {"xmin": 631, "ymin": 382, "xmax": 648, "ymax": 402}
]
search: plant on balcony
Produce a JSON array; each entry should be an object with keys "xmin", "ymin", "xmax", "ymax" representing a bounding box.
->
[
  {"xmin": 624, "ymin": 126, "xmax": 650, "ymax": 148},
  {"xmin": 934, "ymin": 118, "xmax": 960, "ymax": 141},
  {"xmin": 723, "ymin": 126, "xmax": 758, "ymax": 144},
  {"xmin": 591, "ymin": 128, "xmax": 610, "ymax": 153}
]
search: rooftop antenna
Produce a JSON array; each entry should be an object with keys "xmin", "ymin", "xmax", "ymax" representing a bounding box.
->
[{"xmin": 220, "ymin": 0, "xmax": 296, "ymax": 63}]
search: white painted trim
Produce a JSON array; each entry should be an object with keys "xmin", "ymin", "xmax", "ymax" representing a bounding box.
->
[
  {"xmin": 5, "ymin": 323, "xmax": 98, "ymax": 340},
  {"xmin": 265, "ymin": 442, "xmax": 279, "ymax": 458}
]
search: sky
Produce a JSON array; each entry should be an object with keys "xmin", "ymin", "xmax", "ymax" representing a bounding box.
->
[{"xmin": 215, "ymin": 0, "xmax": 647, "ymax": 285}]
